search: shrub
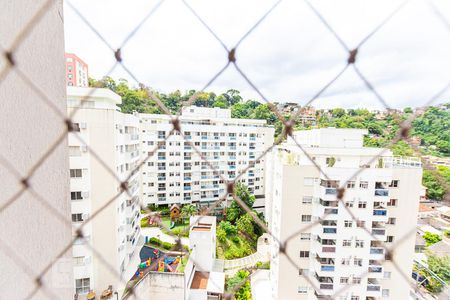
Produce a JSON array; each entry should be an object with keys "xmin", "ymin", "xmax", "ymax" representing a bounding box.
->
[
  {"xmin": 162, "ymin": 241, "xmax": 173, "ymax": 250},
  {"xmin": 423, "ymin": 232, "xmax": 442, "ymax": 246},
  {"xmin": 219, "ymin": 221, "xmax": 238, "ymax": 236},
  {"xmin": 255, "ymin": 261, "xmax": 270, "ymax": 269},
  {"xmin": 217, "ymin": 228, "xmax": 227, "ymax": 243},
  {"xmin": 149, "ymin": 237, "xmax": 161, "ymax": 246},
  {"xmin": 231, "ymin": 235, "xmax": 240, "ymax": 243}
]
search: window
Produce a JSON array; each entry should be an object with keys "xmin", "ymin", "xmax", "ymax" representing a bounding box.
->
[
  {"xmin": 298, "ymin": 286, "xmax": 308, "ymax": 294},
  {"xmin": 356, "ymin": 220, "xmax": 365, "ymax": 228},
  {"xmin": 384, "ymin": 271, "xmax": 391, "ymax": 279},
  {"xmin": 71, "ymin": 122, "xmax": 81, "ymax": 132},
  {"xmin": 389, "ymin": 180, "xmax": 399, "ymax": 187},
  {"xmin": 382, "ymin": 289, "xmax": 390, "ymax": 297},
  {"xmin": 359, "ymin": 181, "xmax": 368, "ymax": 189},
  {"xmin": 345, "ymin": 201, "xmax": 354, "ymax": 208},
  {"xmin": 70, "ymin": 169, "xmax": 82, "ymax": 178},
  {"xmin": 301, "ymin": 215, "xmax": 311, "ymax": 223},
  {"xmin": 72, "ymin": 213, "xmax": 83, "ymax": 222},
  {"xmin": 386, "ymin": 236, "xmax": 394, "ymax": 243},
  {"xmin": 358, "ymin": 201, "xmax": 367, "ymax": 208},
  {"xmin": 346, "ymin": 181, "xmax": 355, "ymax": 188},
  {"xmin": 69, "ymin": 146, "xmax": 81, "ymax": 156},
  {"xmin": 298, "ymin": 269, "xmax": 308, "ymax": 275},
  {"xmin": 302, "ymin": 196, "xmax": 312, "ymax": 204},
  {"xmin": 351, "ymin": 297, "xmax": 359, "ymax": 300},
  {"xmin": 300, "ymin": 233, "xmax": 311, "ymax": 241},
  {"xmin": 343, "ymin": 240, "xmax": 351, "ymax": 247},
  {"xmin": 387, "ymin": 217, "xmax": 396, "ymax": 225},
  {"xmin": 303, "ymin": 177, "xmax": 314, "ymax": 186},
  {"xmin": 73, "ymin": 256, "xmax": 85, "ymax": 266},
  {"xmin": 344, "ymin": 220, "xmax": 353, "ymax": 228},
  {"xmin": 387, "ymin": 199, "xmax": 397, "ymax": 206},
  {"xmin": 71, "ymin": 191, "xmax": 83, "ymax": 200},
  {"xmin": 352, "ymin": 277, "xmax": 361, "ymax": 284},
  {"xmin": 340, "ymin": 277, "xmax": 348, "ymax": 284},
  {"xmin": 75, "ymin": 278, "xmax": 90, "ymax": 294},
  {"xmin": 354, "ymin": 258, "xmax": 362, "ymax": 266},
  {"xmin": 355, "ymin": 240, "xmax": 364, "ymax": 248},
  {"xmin": 341, "ymin": 258, "xmax": 350, "ymax": 265},
  {"xmin": 299, "ymin": 251, "xmax": 310, "ymax": 258}
]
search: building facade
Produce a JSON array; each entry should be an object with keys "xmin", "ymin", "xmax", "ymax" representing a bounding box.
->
[
  {"xmin": 0, "ymin": 0, "xmax": 74, "ymax": 298},
  {"xmin": 67, "ymin": 87, "xmax": 141, "ymax": 297},
  {"xmin": 65, "ymin": 53, "xmax": 89, "ymax": 87},
  {"xmin": 266, "ymin": 128, "xmax": 422, "ymax": 300},
  {"xmin": 139, "ymin": 106, "xmax": 274, "ymax": 207}
]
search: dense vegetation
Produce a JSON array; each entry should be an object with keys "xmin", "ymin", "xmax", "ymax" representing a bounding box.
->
[
  {"xmin": 90, "ymin": 77, "xmax": 449, "ymax": 199},
  {"xmin": 418, "ymin": 254, "xmax": 450, "ymax": 294},
  {"xmin": 226, "ymin": 269, "xmax": 252, "ymax": 300},
  {"xmin": 216, "ymin": 183, "xmax": 264, "ymax": 259}
]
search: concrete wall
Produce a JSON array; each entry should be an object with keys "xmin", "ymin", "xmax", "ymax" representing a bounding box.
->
[
  {"xmin": 0, "ymin": 0, "xmax": 73, "ymax": 298},
  {"xmin": 130, "ymin": 272, "xmax": 185, "ymax": 300}
]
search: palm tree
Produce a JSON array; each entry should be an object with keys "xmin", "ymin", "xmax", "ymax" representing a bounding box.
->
[{"xmin": 181, "ymin": 204, "xmax": 198, "ymax": 220}]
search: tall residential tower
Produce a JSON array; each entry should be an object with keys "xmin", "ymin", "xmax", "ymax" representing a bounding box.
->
[{"xmin": 266, "ymin": 128, "xmax": 422, "ymax": 300}]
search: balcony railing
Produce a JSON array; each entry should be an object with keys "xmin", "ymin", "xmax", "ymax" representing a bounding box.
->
[
  {"xmin": 322, "ymin": 246, "xmax": 336, "ymax": 253},
  {"xmin": 367, "ymin": 285, "xmax": 381, "ymax": 291},
  {"xmin": 372, "ymin": 229, "xmax": 386, "ymax": 235},
  {"xmin": 320, "ymin": 265, "xmax": 335, "ymax": 272},
  {"xmin": 368, "ymin": 266, "xmax": 383, "ymax": 273},
  {"xmin": 370, "ymin": 248, "xmax": 384, "ymax": 254},
  {"xmin": 323, "ymin": 227, "xmax": 337, "ymax": 234},
  {"xmin": 373, "ymin": 209, "xmax": 387, "ymax": 216},
  {"xmin": 374, "ymin": 189, "xmax": 389, "ymax": 196},
  {"xmin": 324, "ymin": 208, "xmax": 338, "ymax": 215},
  {"xmin": 325, "ymin": 188, "xmax": 336, "ymax": 195},
  {"xmin": 319, "ymin": 284, "xmax": 333, "ymax": 290}
]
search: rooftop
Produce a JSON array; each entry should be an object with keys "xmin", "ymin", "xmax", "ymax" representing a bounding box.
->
[{"xmin": 190, "ymin": 271, "xmax": 209, "ymax": 289}]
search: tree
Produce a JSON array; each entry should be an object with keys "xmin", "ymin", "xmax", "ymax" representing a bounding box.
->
[
  {"xmin": 181, "ymin": 204, "xmax": 198, "ymax": 219},
  {"xmin": 227, "ymin": 183, "xmax": 256, "ymax": 223},
  {"xmin": 423, "ymin": 231, "xmax": 442, "ymax": 246},
  {"xmin": 236, "ymin": 214, "xmax": 255, "ymax": 240},
  {"xmin": 403, "ymin": 107, "xmax": 413, "ymax": 113},
  {"xmin": 421, "ymin": 254, "xmax": 450, "ymax": 293},
  {"xmin": 227, "ymin": 270, "xmax": 252, "ymax": 300},
  {"xmin": 422, "ymin": 170, "xmax": 446, "ymax": 200},
  {"xmin": 219, "ymin": 221, "xmax": 238, "ymax": 236}
]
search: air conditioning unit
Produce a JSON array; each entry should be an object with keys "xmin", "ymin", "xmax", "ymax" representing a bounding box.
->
[
  {"xmin": 79, "ymin": 122, "xmax": 87, "ymax": 129},
  {"xmin": 82, "ymin": 213, "xmax": 89, "ymax": 220},
  {"xmin": 81, "ymin": 145, "xmax": 88, "ymax": 152},
  {"xmin": 82, "ymin": 192, "xmax": 89, "ymax": 199},
  {"xmin": 84, "ymin": 256, "xmax": 91, "ymax": 264}
]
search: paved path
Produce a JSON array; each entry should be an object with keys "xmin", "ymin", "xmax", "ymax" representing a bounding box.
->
[
  {"xmin": 223, "ymin": 233, "xmax": 271, "ymax": 275},
  {"xmin": 140, "ymin": 226, "xmax": 189, "ymax": 245}
]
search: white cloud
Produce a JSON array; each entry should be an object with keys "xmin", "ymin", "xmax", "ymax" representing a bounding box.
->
[{"xmin": 64, "ymin": 0, "xmax": 450, "ymax": 108}]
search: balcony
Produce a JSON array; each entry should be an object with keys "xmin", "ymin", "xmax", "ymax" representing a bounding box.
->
[
  {"xmin": 371, "ymin": 228, "xmax": 386, "ymax": 240},
  {"xmin": 322, "ymin": 246, "xmax": 336, "ymax": 253},
  {"xmin": 368, "ymin": 263, "xmax": 384, "ymax": 278},
  {"xmin": 324, "ymin": 208, "xmax": 338, "ymax": 215},
  {"xmin": 320, "ymin": 265, "xmax": 335, "ymax": 272},
  {"xmin": 369, "ymin": 247, "xmax": 385, "ymax": 260},
  {"xmin": 319, "ymin": 199, "xmax": 338, "ymax": 207},
  {"xmin": 325, "ymin": 188, "xmax": 336, "ymax": 195},
  {"xmin": 374, "ymin": 189, "xmax": 389, "ymax": 197},
  {"xmin": 323, "ymin": 227, "xmax": 337, "ymax": 234}
]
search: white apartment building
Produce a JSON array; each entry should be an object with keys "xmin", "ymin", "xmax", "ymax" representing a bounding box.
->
[
  {"xmin": 139, "ymin": 106, "xmax": 274, "ymax": 207},
  {"xmin": 266, "ymin": 128, "xmax": 422, "ymax": 300},
  {"xmin": 67, "ymin": 87, "xmax": 141, "ymax": 298}
]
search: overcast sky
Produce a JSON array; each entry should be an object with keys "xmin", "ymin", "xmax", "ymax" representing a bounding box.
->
[{"xmin": 64, "ymin": 0, "xmax": 450, "ymax": 109}]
